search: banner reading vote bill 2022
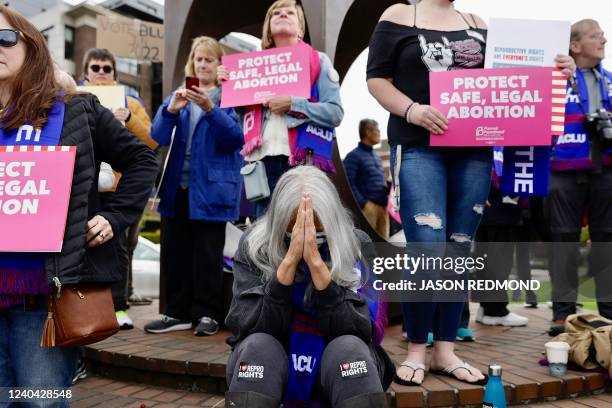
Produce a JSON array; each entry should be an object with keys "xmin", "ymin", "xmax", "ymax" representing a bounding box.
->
[
  {"xmin": 221, "ymin": 43, "xmax": 311, "ymax": 108},
  {"xmin": 0, "ymin": 146, "xmax": 76, "ymax": 252},
  {"xmin": 430, "ymin": 67, "xmax": 565, "ymax": 147}
]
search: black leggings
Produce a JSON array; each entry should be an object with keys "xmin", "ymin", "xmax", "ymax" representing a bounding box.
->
[
  {"xmin": 226, "ymin": 333, "xmax": 386, "ymax": 406},
  {"xmin": 545, "ymin": 170, "xmax": 612, "ymax": 320},
  {"xmin": 161, "ymin": 188, "xmax": 226, "ymax": 321}
]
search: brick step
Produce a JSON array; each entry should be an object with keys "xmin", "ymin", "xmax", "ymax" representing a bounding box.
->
[{"xmin": 82, "ymin": 302, "xmax": 607, "ymax": 407}]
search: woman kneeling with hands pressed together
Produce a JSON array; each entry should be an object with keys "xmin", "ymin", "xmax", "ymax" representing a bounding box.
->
[{"xmin": 225, "ymin": 166, "xmax": 393, "ymax": 408}]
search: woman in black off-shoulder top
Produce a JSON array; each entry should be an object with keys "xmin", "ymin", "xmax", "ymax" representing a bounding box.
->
[{"xmin": 366, "ymin": 0, "xmax": 575, "ymax": 388}]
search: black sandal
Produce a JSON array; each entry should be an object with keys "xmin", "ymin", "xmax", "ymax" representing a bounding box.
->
[
  {"xmin": 430, "ymin": 361, "xmax": 488, "ymax": 386},
  {"xmin": 393, "ymin": 361, "xmax": 426, "ymax": 386}
]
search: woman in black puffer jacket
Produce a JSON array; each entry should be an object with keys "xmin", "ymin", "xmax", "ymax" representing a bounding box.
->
[{"xmin": 0, "ymin": 6, "xmax": 158, "ymax": 402}]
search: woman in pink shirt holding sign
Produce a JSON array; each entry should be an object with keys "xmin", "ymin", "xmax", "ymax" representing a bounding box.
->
[{"xmin": 219, "ymin": 0, "xmax": 344, "ymax": 219}]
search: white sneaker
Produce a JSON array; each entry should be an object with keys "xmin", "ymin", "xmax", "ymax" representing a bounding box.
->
[
  {"xmin": 475, "ymin": 306, "xmax": 485, "ymax": 323},
  {"xmin": 480, "ymin": 312, "xmax": 528, "ymax": 327}
]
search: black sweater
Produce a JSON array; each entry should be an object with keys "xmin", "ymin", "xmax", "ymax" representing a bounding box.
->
[{"xmin": 225, "ymin": 229, "xmax": 376, "ymax": 347}]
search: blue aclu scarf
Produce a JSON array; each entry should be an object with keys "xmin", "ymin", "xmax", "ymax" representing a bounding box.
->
[
  {"xmin": 285, "ymin": 259, "xmax": 326, "ymax": 407},
  {"xmin": 495, "ymin": 146, "xmax": 551, "ymax": 197},
  {"xmin": 551, "ymin": 65, "xmax": 612, "ymax": 171},
  {"xmin": 0, "ymin": 100, "xmax": 65, "ymax": 286},
  {"xmin": 0, "ymin": 100, "xmax": 65, "ymax": 146},
  {"xmin": 293, "ymin": 85, "xmax": 336, "ymax": 174},
  {"xmin": 495, "ymin": 66, "xmax": 612, "ymax": 195},
  {"xmin": 284, "ymin": 248, "xmax": 386, "ymax": 406}
]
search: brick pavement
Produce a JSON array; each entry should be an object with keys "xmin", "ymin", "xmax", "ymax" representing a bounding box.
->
[
  {"xmin": 72, "ymin": 376, "xmax": 224, "ymax": 408},
  {"xmin": 513, "ymin": 391, "xmax": 612, "ymax": 407},
  {"xmin": 81, "ymin": 302, "xmax": 609, "ymax": 407},
  {"xmin": 73, "ymin": 374, "xmax": 611, "ymax": 408}
]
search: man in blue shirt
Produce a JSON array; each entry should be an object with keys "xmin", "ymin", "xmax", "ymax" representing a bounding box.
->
[{"xmin": 344, "ymin": 119, "xmax": 389, "ymax": 239}]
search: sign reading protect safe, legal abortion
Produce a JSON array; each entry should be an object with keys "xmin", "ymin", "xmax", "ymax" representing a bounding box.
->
[
  {"xmin": 221, "ymin": 44, "xmax": 310, "ymax": 108},
  {"xmin": 0, "ymin": 146, "xmax": 76, "ymax": 252},
  {"xmin": 429, "ymin": 67, "xmax": 555, "ymax": 146}
]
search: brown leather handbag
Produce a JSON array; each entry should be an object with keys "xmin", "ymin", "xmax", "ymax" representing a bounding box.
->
[{"xmin": 40, "ymin": 285, "xmax": 119, "ymax": 348}]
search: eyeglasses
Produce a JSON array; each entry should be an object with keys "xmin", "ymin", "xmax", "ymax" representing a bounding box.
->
[
  {"xmin": 89, "ymin": 64, "xmax": 113, "ymax": 74},
  {"xmin": 0, "ymin": 29, "xmax": 20, "ymax": 48}
]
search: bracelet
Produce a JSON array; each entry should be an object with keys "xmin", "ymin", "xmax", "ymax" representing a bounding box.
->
[
  {"xmin": 403, "ymin": 102, "xmax": 415, "ymax": 123},
  {"xmin": 406, "ymin": 102, "xmax": 420, "ymax": 124}
]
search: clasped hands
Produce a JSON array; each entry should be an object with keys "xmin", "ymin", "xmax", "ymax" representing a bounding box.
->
[{"xmin": 277, "ymin": 192, "xmax": 331, "ymax": 291}]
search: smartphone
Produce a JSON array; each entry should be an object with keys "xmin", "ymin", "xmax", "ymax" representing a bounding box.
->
[{"xmin": 186, "ymin": 76, "xmax": 198, "ymax": 91}]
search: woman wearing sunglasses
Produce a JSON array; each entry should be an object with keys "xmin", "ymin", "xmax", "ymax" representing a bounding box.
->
[
  {"xmin": 82, "ymin": 48, "xmax": 156, "ymax": 151},
  {"xmin": 81, "ymin": 48, "xmax": 159, "ymax": 329},
  {"xmin": 0, "ymin": 6, "xmax": 158, "ymax": 400}
]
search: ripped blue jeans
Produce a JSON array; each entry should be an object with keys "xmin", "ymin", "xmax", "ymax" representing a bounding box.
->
[{"xmin": 390, "ymin": 146, "xmax": 492, "ymax": 343}]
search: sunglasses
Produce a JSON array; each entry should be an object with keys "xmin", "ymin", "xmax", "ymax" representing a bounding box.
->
[
  {"xmin": 0, "ymin": 29, "xmax": 21, "ymax": 48},
  {"xmin": 89, "ymin": 64, "xmax": 113, "ymax": 74}
]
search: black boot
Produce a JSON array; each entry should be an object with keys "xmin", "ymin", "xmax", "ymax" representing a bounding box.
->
[
  {"xmin": 225, "ymin": 391, "xmax": 280, "ymax": 408},
  {"xmin": 336, "ymin": 392, "xmax": 388, "ymax": 408}
]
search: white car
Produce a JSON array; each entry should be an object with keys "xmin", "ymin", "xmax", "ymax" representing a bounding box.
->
[
  {"xmin": 132, "ymin": 236, "xmax": 161, "ymax": 299},
  {"xmin": 131, "ymin": 223, "xmax": 244, "ymax": 299}
]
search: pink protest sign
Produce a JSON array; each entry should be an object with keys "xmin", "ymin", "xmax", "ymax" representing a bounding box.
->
[
  {"xmin": 429, "ymin": 67, "xmax": 560, "ymax": 146},
  {"xmin": 221, "ymin": 44, "xmax": 311, "ymax": 108},
  {"xmin": 0, "ymin": 146, "xmax": 76, "ymax": 252}
]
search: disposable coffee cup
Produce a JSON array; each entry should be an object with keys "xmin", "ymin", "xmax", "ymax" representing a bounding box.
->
[{"xmin": 545, "ymin": 341, "xmax": 570, "ymax": 377}]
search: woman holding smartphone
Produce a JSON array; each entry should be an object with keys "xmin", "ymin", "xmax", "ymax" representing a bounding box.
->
[{"xmin": 145, "ymin": 36, "xmax": 244, "ymax": 337}]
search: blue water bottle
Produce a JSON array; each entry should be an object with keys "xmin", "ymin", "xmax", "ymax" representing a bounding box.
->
[{"xmin": 483, "ymin": 364, "xmax": 506, "ymax": 408}]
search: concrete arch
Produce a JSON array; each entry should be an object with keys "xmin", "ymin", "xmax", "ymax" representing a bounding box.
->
[{"xmin": 332, "ymin": 0, "xmax": 403, "ymax": 80}]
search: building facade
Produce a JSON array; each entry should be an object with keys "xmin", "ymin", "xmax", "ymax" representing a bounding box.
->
[{"xmin": 21, "ymin": 0, "xmax": 162, "ymax": 116}]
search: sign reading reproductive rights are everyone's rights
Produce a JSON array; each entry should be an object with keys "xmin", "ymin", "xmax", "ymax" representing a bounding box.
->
[
  {"xmin": 0, "ymin": 146, "xmax": 75, "ymax": 252},
  {"xmin": 429, "ymin": 67, "xmax": 563, "ymax": 147},
  {"xmin": 221, "ymin": 43, "xmax": 311, "ymax": 108}
]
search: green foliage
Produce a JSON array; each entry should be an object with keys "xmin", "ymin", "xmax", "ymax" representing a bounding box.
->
[
  {"xmin": 140, "ymin": 214, "xmax": 161, "ymax": 232},
  {"xmin": 141, "ymin": 230, "xmax": 160, "ymax": 244}
]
